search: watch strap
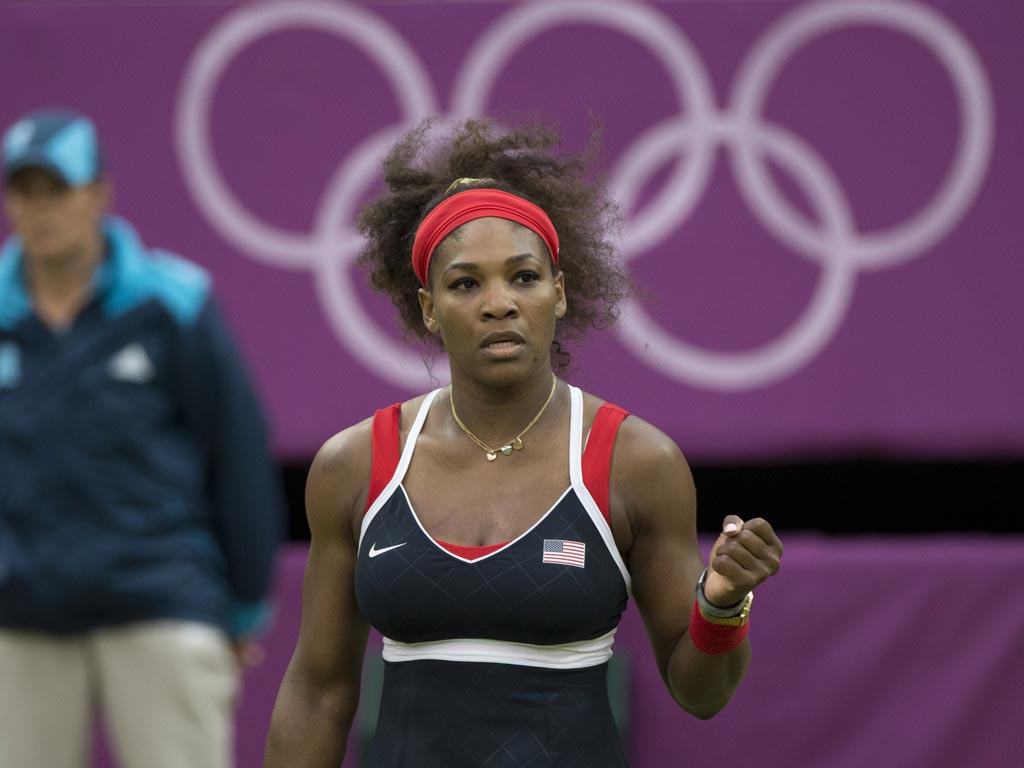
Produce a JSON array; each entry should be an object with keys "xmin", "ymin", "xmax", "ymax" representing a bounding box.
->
[{"xmin": 696, "ymin": 567, "xmax": 753, "ymax": 625}]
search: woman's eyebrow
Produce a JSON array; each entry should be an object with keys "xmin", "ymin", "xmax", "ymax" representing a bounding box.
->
[{"xmin": 442, "ymin": 253, "xmax": 537, "ymax": 276}]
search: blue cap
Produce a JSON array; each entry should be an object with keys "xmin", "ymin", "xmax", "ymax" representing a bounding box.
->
[{"xmin": 2, "ymin": 108, "xmax": 104, "ymax": 187}]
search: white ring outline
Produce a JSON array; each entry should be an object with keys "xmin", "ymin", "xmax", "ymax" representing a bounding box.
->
[
  {"xmin": 312, "ymin": 126, "xmax": 451, "ymax": 388},
  {"xmin": 176, "ymin": 0, "xmax": 437, "ymax": 270},
  {"xmin": 616, "ymin": 119, "xmax": 858, "ymax": 390},
  {"xmin": 730, "ymin": 0, "xmax": 994, "ymax": 270},
  {"xmin": 451, "ymin": 0, "xmax": 719, "ymax": 257},
  {"xmin": 174, "ymin": 0, "xmax": 994, "ymax": 391}
]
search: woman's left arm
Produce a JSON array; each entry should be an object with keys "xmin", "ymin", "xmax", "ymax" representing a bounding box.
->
[{"xmin": 611, "ymin": 418, "xmax": 782, "ymax": 719}]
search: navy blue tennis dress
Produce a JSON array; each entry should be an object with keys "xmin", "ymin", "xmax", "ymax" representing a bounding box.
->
[{"xmin": 354, "ymin": 385, "xmax": 633, "ymax": 767}]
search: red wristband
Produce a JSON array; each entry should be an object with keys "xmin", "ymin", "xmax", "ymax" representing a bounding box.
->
[{"xmin": 688, "ymin": 600, "xmax": 749, "ymax": 655}]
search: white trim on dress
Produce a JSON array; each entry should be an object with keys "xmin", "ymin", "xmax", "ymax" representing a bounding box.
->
[{"xmin": 382, "ymin": 628, "xmax": 618, "ymax": 669}]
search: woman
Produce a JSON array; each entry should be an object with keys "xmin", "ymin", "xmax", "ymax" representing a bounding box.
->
[{"xmin": 264, "ymin": 119, "xmax": 783, "ymax": 767}]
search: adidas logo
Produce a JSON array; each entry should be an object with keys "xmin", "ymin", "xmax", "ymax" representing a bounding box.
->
[{"xmin": 108, "ymin": 343, "xmax": 155, "ymax": 383}]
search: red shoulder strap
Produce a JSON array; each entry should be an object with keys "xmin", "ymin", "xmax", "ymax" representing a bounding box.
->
[
  {"xmin": 581, "ymin": 403, "xmax": 630, "ymax": 526},
  {"xmin": 366, "ymin": 403, "xmax": 402, "ymax": 512}
]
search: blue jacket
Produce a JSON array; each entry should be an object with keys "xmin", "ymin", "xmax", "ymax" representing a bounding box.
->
[{"xmin": 0, "ymin": 216, "xmax": 281, "ymax": 636}]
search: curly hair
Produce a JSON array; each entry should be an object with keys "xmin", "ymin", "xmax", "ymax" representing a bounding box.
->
[{"xmin": 356, "ymin": 117, "xmax": 630, "ymax": 369}]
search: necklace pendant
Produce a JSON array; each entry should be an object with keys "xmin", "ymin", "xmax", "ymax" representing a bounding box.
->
[
  {"xmin": 486, "ymin": 452, "xmax": 498, "ymax": 461},
  {"xmin": 511, "ymin": 437, "xmax": 523, "ymax": 451},
  {"xmin": 500, "ymin": 444, "xmax": 514, "ymax": 456}
]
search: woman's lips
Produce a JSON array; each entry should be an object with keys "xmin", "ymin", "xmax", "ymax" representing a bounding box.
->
[{"xmin": 480, "ymin": 338, "xmax": 526, "ymax": 358}]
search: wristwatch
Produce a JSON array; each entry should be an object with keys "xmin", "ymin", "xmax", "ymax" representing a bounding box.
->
[{"xmin": 696, "ymin": 567, "xmax": 753, "ymax": 627}]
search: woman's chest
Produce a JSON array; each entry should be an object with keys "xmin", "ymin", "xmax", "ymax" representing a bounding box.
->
[
  {"xmin": 354, "ymin": 488, "xmax": 628, "ymax": 645},
  {"xmin": 402, "ymin": 448, "xmax": 571, "ymax": 546}
]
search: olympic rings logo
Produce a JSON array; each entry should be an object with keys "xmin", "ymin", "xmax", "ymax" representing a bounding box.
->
[{"xmin": 176, "ymin": 0, "xmax": 993, "ymax": 391}]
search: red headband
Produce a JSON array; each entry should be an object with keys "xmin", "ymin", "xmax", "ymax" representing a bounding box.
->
[{"xmin": 411, "ymin": 188, "xmax": 560, "ymax": 286}]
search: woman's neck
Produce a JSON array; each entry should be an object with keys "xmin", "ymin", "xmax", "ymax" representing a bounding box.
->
[
  {"xmin": 26, "ymin": 233, "xmax": 105, "ymax": 330},
  {"xmin": 448, "ymin": 370, "xmax": 560, "ymax": 445}
]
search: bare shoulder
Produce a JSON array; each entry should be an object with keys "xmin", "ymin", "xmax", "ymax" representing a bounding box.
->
[
  {"xmin": 310, "ymin": 416, "xmax": 373, "ymax": 487},
  {"xmin": 616, "ymin": 413, "xmax": 695, "ymax": 519},
  {"xmin": 310, "ymin": 391, "xmax": 435, "ymax": 483},
  {"xmin": 398, "ymin": 391, "xmax": 437, "ymax": 439},
  {"xmin": 579, "ymin": 390, "xmax": 688, "ymax": 474},
  {"xmin": 578, "ymin": 403, "xmax": 694, "ymax": 548},
  {"xmin": 306, "ymin": 393, "xmax": 436, "ymax": 538},
  {"xmin": 579, "ymin": 391, "xmax": 693, "ymax": 507},
  {"xmin": 305, "ymin": 416, "xmax": 375, "ymax": 538},
  {"xmin": 616, "ymin": 412, "xmax": 688, "ymax": 472}
]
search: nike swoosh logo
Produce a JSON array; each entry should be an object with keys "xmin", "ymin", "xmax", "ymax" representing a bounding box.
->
[{"xmin": 368, "ymin": 542, "xmax": 407, "ymax": 558}]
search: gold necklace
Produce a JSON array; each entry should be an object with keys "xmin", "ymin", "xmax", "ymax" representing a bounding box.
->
[{"xmin": 450, "ymin": 374, "xmax": 558, "ymax": 461}]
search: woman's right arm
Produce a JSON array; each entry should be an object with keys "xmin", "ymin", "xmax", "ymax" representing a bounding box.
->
[{"xmin": 264, "ymin": 424, "xmax": 373, "ymax": 767}]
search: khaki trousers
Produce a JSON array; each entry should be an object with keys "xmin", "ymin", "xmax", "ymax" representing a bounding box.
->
[{"xmin": 0, "ymin": 621, "xmax": 239, "ymax": 768}]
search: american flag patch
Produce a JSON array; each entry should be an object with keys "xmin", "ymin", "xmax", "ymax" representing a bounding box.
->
[{"xmin": 542, "ymin": 539, "xmax": 586, "ymax": 568}]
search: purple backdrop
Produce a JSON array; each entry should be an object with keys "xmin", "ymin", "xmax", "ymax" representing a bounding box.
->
[
  {"xmin": 3, "ymin": 5, "xmax": 1021, "ymax": 767},
  {"xmin": 108, "ymin": 536, "xmax": 1018, "ymax": 768},
  {"xmin": 2, "ymin": 0, "xmax": 1022, "ymax": 461}
]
